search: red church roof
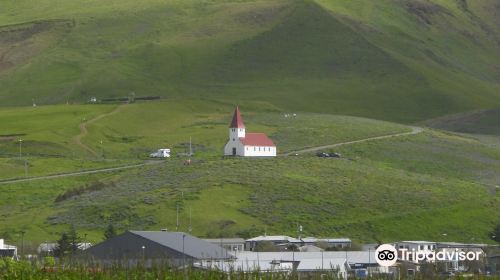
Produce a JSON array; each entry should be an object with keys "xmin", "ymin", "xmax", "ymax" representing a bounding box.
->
[
  {"xmin": 240, "ymin": 133, "xmax": 275, "ymax": 147},
  {"xmin": 229, "ymin": 106, "xmax": 245, "ymax": 128}
]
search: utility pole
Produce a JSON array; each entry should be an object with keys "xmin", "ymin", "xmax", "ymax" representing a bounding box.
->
[
  {"xmin": 182, "ymin": 234, "xmax": 187, "ymax": 280},
  {"xmin": 18, "ymin": 139, "xmax": 23, "ymax": 159},
  {"xmin": 368, "ymin": 248, "xmax": 371, "ymax": 278},
  {"xmin": 188, "ymin": 207, "xmax": 192, "ymax": 234},
  {"xmin": 100, "ymin": 140, "xmax": 104, "ymax": 159},
  {"xmin": 189, "ymin": 137, "xmax": 193, "ymax": 157},
  {"xmin": 176, "ymin": 203, "xmax": 179, "ymax": 231},
  {"xmin": 20, "ymin": 230, "xmax": 25, "ymax": 258}
]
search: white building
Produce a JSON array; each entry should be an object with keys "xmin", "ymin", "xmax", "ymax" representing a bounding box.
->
[
  {"xmin": 293, "ymin": 237, "xmax": 352, "ymax": 249},
  {"xmin": 0, "ymin": 239, "xmax": 17, "ymax": 258},
  {"xmin": 245, "ymin": 235, "xmax": 352, "ymax": 251},
  {"xmin": 245, "ymin": 235, "xmax": 301, "ymax": 251},
  {"xmin": 203, "ymin": 238, "xmax": 245, "ymax": 252},
  {"xmin": 224, "ymin": 107, "xmax": 276, "ymax": 157},
  {"xmin": 196, "ymin": 251, "xmax": 391, "ymax": 277}
]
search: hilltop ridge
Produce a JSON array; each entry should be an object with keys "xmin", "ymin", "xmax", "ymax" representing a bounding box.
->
[{"xmin": 0, "ymin": 0, "xmax": 499, "ymax": 122}]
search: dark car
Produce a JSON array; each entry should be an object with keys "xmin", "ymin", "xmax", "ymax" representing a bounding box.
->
[{"xmin": 316, "ymin": 152, "xmax": 341, "ymax": 158}]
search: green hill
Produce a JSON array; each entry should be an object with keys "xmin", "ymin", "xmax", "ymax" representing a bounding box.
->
[
  {"xmin": 0, "ymin": 0, "xmax": 499, "ymax": 122},
  {"xmin": 0, "ymin": 102, "xmax": 498, "ymax": 246},
  {"xmin": 0, "ymin": 0, "xmax": 499, "ymax": 250},
  {"xmin": 424, "ymin": 108, "xmax": 500, "ymax": 135}
]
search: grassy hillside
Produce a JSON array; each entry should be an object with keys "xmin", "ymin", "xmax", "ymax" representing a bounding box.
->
[
  {"xmin": 0, "ymin": 0, "xmax": 499, "ymax": 122},
  {"xmin": 424, "ymin": 108, "xmax": 500, "ymax": 135},
  {"xmin": 0, "ymin": 100, "xmax": 408, "ymax": 179},
  {"xmin": 1, "ymin": 131, "xmax": 498, "ymax": 246},
  {"xmin": 0, "ymin": 101, "xmax": 498, "ymax": 247},
  {"xmin": 0, "ymin": 104, "xmax": 137, "ymax": 179}
]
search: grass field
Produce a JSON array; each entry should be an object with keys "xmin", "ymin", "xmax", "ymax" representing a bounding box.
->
[
  {"xmin": 0, "ymin": 0, "xmax": 499, "ymax": 122},
  {"xmin": 0, "ymin": 101, "xmax": 498, "ymax": 248},
  {"xmin": 3, "ymin": 134, "xmax": 497, "ymax": 246},
  {"xmin": 424, "ymin": 108, "xmax": 500, "ymax": 136},
  {"xmin": 0, "ymin": 0, "xmax": 499, "ymax": 252},
  {"xmin": 0, "ymin": 99, "xmax": 408, "ymax": 181}
]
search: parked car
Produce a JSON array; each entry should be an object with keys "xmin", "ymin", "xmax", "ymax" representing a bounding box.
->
[
  {"xmin": 316, "ymin": 152, "xmax": 341, "ymax": 158},
  {"xmin": 150, "ymin": 148, "xmax": 171, "ymax": 158}
]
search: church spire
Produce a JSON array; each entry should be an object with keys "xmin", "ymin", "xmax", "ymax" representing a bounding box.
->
[{"xmin": 229, "ymin": 106, "xmax": 245, "ymax": 128}]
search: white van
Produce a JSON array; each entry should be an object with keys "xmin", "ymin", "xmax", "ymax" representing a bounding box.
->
[{"xmin": 150, "ymin": 148, "xmax": 171, "ymax": 158}]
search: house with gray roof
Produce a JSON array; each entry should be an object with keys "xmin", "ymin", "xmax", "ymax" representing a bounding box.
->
[{"xmin": 85, "ymin": 231, "xmax": 233, "ymax": 266}]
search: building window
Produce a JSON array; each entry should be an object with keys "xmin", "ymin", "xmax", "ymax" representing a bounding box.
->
[{"xmin": 254, "ymin": 147, "xmax": 256, "ymax": 151}]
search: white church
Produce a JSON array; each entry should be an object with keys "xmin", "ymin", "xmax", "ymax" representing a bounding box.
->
[{"xmin": 224, "ymin": 107, "xmax": 277, "ymax": 157}]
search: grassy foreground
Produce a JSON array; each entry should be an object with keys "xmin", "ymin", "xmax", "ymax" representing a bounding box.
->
[{"xmin": 1, "ymin": 258, "xmax": 498, "ymax": 280}]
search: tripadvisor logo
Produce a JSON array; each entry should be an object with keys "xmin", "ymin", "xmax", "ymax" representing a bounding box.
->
[
  {"xmin": 375, "ymin": 243, "xmax": 483, "ymax": 267},
  {"xmin": 375, "ymin": 244, "xmax": 398, "ymax": 267}
]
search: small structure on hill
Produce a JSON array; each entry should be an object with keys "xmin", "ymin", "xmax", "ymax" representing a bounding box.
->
[{"xmin": 224, "ymin": 106, "xmax": 276, "ymax": 157}]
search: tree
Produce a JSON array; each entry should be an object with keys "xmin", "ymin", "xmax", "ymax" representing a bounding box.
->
[
  {"xmin": 54, "ymin": 233, "xmax": 71, "ymax": 257},
  {"xmin": 104, "ymin": 224, "xmax": 117, "ymax": 240},
  {"xmin": 54, "ymin": 225, "xmax": 81, "ymax": 257}
]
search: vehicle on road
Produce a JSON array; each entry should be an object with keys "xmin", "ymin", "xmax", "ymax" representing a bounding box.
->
[
  {"xmin": 316, "ymin": 152, "xmax": 341, "ymax": 158},
  {"xmin": 150, "ymin": 148, "xmax": 171, "ymax": 158}
]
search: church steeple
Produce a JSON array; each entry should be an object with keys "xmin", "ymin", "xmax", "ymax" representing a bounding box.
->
[
  {"xmin": 229, "ymin": 106, "xmax": 245, "ymax": 128},
  {"xmin": 229, "ymin": 106, "xmax": 245, "ymax": 140}
]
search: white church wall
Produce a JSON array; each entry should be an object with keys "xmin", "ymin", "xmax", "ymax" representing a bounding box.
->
[
  {"xmin": 243, "ymin": 146, "xmax": 276, "ymax": 157},
  {"xmin": 224, "ymin": 140, "xmax": 245, "ymax": 156}
]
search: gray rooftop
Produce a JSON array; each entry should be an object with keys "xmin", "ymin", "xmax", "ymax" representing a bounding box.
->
[
  {"xmin": 203, "ymin": 238, "xmax": 245, "ymax": 244},
  {"xmin": 130, "ymin": 231, "xmax": 233, "ymax": 260}
]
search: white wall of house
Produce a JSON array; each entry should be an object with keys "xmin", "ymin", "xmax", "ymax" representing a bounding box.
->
[{"xmin": 243, "ymin": 146, "xmax": 276, "ymax": 157}]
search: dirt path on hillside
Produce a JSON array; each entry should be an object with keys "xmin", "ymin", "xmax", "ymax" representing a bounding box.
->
[
  {"xmin": 73, "ymin": 104, "xmax": 128, "ymax": 156},
  {"xmin": 0, "ymin": 160, "xmax": 162, "ymax": 185},
  {"xmin": 283, "ymin": 126, "xmax": 424, "ymax": 156}
]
